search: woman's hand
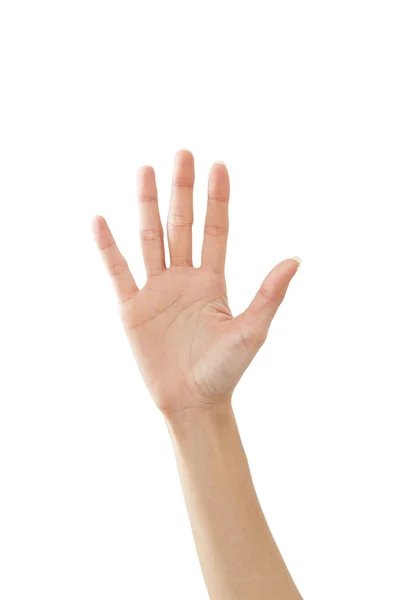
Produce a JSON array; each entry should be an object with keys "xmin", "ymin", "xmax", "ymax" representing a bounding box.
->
[{"xmin": 92, "ymin": 150, "xmax": 300, "ymax": 416}]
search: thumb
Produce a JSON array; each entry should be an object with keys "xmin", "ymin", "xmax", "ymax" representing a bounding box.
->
[{"xmin": 239, "ymin": 256, "xmax": 301, "ymax": 343}]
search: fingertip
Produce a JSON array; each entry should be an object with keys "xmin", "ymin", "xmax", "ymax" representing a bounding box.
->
[
  {"xmin": 290, "ymin": 256, "xmax": 302, "ymax": 268},
  {"xmin": 137, "ymin": 165, "xmax": 155, "ymax": 181},
  {"xmin": 175, "ymin": 148, "xmax": 194, "ymax": 163},
  {"xmin": 274, "ymin": 256, "xmax": 302, "ymax": 277},
  {"xmin": 211, "ymin": 161, "xmax": 228, "ymax": 176},
  {"xmin": 173, "ymin": 149, "xmax": 195, "ymax": 185},
  {"xmin": 91, "ymin": 215, "xmax": 105, "ymax": 236}
]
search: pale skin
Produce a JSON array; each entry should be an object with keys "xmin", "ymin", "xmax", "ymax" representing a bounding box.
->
[{"xmin": 92, "ymin": 149, "xmax": 303, "ymax": 599}]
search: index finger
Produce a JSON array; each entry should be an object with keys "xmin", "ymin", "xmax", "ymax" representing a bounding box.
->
[{"xmin": 91, "ymin": 215, "xmax": 138, "ymax": 305}]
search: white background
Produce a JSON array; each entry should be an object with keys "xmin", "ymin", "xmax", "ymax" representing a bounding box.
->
[{"xmin": 1, "ymin": 1, "xmax": 399, "ymax": 598}]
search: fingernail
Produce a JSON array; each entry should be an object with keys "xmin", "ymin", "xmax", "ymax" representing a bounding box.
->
[
  {"xmin": 291, "ymin": 256, "xmax": 302, "ymax": 271},
  {"xmin": 214, "ymin": 160, "xmax": 226, "ymax": 166}
]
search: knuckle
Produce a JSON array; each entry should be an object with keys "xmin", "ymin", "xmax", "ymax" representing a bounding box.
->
[
  {"xmin": 140, "ymin": 228, "xmax": 164, "ymax": 242},
  {"xmin": 172, "ymin": 175, "xmax": 194, "ymax": 188},
  {"xmin": 167, "ymin": 213, "xmax": 193, "ymax": 228},
  {"xmin": 170, "ymin": 257, "xmax": 192, "ymax": 268},
  {"xmin": 100, "ymin": 239, "xmax": 116, "ymax": 252},
  {"xmin": 208, "ymin": 190, "xmax": 229, "ymax": 203},
  {"xmin": 108, "ymin": 260, "xmax": 127, "ymax": 277},
  {"xmin": 258, "ymin": 286, "xmax": 276, "ymax": 304},
  {"xmin": 138, "ymin": 193, "xmax": 158, "ymax": 203},
  {"xmin": 204, "ymin": 224, "xmax": 228, "ymax": 237},
  {"xmin": 258, "ymin": 285, "xmax": 285, "ymax": 307}
]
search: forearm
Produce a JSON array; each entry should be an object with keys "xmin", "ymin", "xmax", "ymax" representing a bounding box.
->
[{"xmin": 164, "ymin": 400, "xmax": 302, "ymax": 600}]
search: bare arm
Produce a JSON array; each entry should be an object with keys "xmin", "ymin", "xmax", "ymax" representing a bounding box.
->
[
  {"xmin": 92, "ymin": 149, "xmax": 302, "ymax": 599},
  {"xmin": 166, "ymin": 404, "xmax": 302, "ymax": 599}
]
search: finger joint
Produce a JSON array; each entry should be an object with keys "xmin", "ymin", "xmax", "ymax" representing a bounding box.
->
[
  {"xmin": 204, "ymin": 224, "xmax": 228, "ymax": 237},
  {"xmin": 167, "ymin": 213, "xmax": 193, "ymax": 228},
  {"xmin": 140, "ymin": 228, "xmax": 164, "ymax": 242},
  {"xmin": 108, "ymin": 260, "xmax": 128, "ymax": 277}
]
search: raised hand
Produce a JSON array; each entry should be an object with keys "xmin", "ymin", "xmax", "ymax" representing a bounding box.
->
[{"xmin": 91, "ymin": 150, "xmax": 300, "ymax": 416}]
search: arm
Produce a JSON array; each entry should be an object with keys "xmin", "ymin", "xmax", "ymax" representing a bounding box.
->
[
  {"xmin": 92, "ymin": 149, "xmax": 302, "ymax": 599},
  {"xmin": 165, "ymin": 404, "xmax": 302, "ymax": 600}
]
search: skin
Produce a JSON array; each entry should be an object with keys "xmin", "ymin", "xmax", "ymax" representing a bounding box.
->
[{"xmin": 92, "ymin": 149, "xmax": 302, "ymax": 599}]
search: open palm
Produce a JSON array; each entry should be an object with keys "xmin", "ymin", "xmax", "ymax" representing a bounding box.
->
[{"xmin": 92, "ymin": 150, "xmax": 300, "ymax": 415}]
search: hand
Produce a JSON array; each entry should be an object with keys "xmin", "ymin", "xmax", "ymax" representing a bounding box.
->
[{"xmin": 91, "ymin": 150, "xmax": 301, "ymax": 416}]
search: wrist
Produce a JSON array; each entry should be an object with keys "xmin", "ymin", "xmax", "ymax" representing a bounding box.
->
[{"xmin": 163, "ymin": 397, "xmax": 234, "ymax": 438}]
